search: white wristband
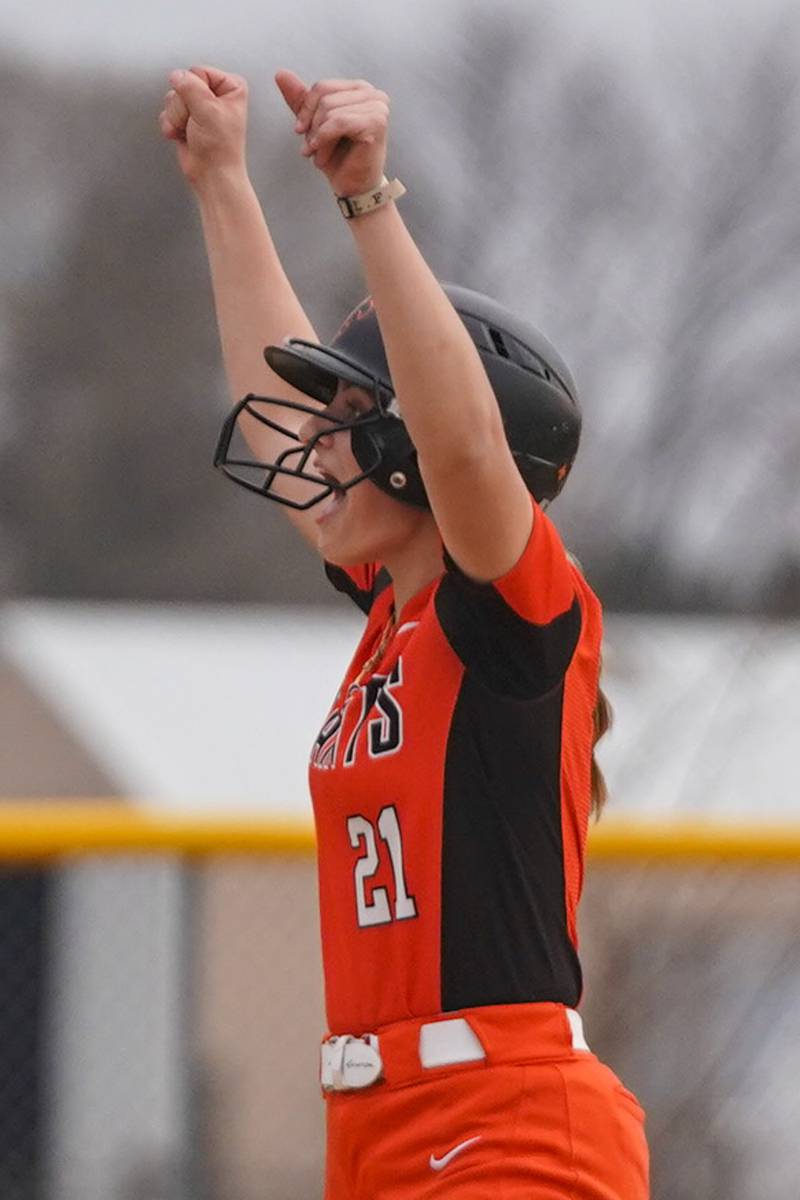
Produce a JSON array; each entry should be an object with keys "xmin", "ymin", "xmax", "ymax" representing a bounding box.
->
[{"xmin": 336, "ymin": 176, "xmax": 406, "ymax": 219}]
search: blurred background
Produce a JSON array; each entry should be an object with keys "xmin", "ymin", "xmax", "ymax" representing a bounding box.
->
[{"xmin": 0, "ymin": 0, "xmax": 798, "ymax": 1196}]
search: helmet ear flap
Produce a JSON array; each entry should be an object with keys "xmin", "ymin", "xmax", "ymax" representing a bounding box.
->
[
  {"xmin": 351, "ymin": 418, "xmax": 429, "ymax": 509},
  {"xmin": 511, "ymin": 452, "xmax": 571, "ymax": 503}
]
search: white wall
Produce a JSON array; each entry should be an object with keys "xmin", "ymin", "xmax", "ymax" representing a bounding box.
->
[{"xmin": 2, "ymin": 601, "xmax": 798, "ymax": 818}]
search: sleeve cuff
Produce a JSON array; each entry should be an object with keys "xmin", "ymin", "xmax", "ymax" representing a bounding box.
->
[{"xmin": 443, "ymin": 498, "xmax": 576, "ymax": 627}]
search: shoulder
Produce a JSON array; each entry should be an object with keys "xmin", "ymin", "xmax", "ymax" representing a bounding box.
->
[{"xmin": 432, "ymin": 501, "xmax": 587, "ymax": 698}]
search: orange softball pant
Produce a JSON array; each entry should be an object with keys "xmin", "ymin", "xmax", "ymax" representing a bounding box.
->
[{"xmin": 323, "ymin": 1003, "xmax": 649, "ymax": 1199}]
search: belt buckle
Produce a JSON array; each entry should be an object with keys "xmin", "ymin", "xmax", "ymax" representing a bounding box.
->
[{"xmin": 321, "ymin": 1034, "xmax": 383, "ymax": 1091}]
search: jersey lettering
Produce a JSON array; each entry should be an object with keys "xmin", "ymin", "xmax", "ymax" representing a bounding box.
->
[
  {"xmin": 368, "ymin": 659, "xmax": 403, "ymax": 758},
  {"xmin": 343, "ymin": 677, "xmax": 383, "ymax": 767},
  {"xmin": 310, "ymin": 709, "xmax": 343, "ymax": 770},
  {"xmin": 314, "ymin": 658, "xmax": 405, "ymax": 771}
]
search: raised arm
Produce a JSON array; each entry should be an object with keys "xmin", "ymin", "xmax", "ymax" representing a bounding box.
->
[
  {"xmin": 160, "ymin": 65, "xmax": 324, "ymax": 546},
  {"xmin": 277, "ymin": 72, "xmax": 534, "ymax": 581}
]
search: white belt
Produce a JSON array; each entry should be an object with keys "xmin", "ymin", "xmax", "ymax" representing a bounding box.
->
[{"xmin": 320, "ymin": 1010, "xmax": 589, "ymax": 1092}]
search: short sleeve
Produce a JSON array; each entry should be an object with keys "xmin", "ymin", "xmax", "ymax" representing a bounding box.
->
[
  {"xmin": 324, "ymin": 561, "xmax": 392, "ymax": 616},
  {"xmin": 434, "ymin": 500, "xmax": 583, "ymax": 698}
]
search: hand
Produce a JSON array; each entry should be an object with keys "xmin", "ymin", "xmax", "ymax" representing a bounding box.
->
[
  {"xmin": 159, "ymin": 65, "xmax": 249, "ymax": 186},
  {"xmin": 275, "ymin": 70, "xmax": 390, "ymax": 197}
]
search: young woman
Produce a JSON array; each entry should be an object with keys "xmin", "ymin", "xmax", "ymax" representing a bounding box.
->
[{"xmin": 160, "ymin": 66, "xmax": 649, "ymax": 1200}]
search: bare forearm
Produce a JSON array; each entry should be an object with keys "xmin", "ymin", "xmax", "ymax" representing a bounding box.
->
[
  {"xmin": 192, "ymin": 168, "xmax": 325, "ymax": 542},
  {"xmin": 345, "ymin": 198, "xmax": 532, "ymax": 579},
  {"xmin": 347, "ymin": 202, "xmax": 505, "ymax": 463},
  {"xmin": 273, "ymin": 68, "xmax": 533, "ymax": 575},
  {"xmin": 194, "ymin": 168, "xmax": 317, "ymax": 405}
]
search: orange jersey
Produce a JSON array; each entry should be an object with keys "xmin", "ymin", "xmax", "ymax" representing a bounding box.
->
[{"xmin": 310, "ymin": 499, "xmax": 602, "ymax": 1035}]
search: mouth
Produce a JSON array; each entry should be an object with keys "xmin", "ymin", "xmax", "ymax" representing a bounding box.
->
[{"xmin": 314, "ymin": 468, "xmax": 348, "ymax": 525}]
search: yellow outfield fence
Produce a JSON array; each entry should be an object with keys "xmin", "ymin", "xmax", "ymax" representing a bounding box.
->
[
  {"xmin": 0, "ymin": 801, "xmax": 798, "ymax": 862},
  {"xmin": 1, "ymin": 801, "xmax": 799, "ymax": 1200}
]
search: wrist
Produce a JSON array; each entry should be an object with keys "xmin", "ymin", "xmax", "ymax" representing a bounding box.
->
[
  {"xmin": 346, "ymin": 195, "xmax": 403, "ymax": 236},
  {"xmin": 194, "ymin": 169, "xmax": 271, "ymax": 251},
  {"xmin": 330, "ymin": 172, "xmax": 385, "ymax": 196},
  {"xmin": 335, "ymin": 176, "xmax": 406, "ymax": 220},
  {"xmin": 191, "ymin": 161, "xmax": 252, "ymax": 204}
]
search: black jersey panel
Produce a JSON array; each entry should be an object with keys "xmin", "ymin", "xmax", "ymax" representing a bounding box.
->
[
  {"xmin": 324, "ymin": 562, "xmax": 391, "ymax": 615},
  {"xmin": 440, "ymin": 672, "xmax": 582, "ymax": 1012},
  {"xmin": 435, "ymin": 567, "xmax": 581, "ymax": 699}
]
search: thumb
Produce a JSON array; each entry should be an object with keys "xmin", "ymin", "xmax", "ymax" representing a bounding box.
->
[{"xmin": 275, "ymin": 68, "xmax": 309, "ymax": 116}]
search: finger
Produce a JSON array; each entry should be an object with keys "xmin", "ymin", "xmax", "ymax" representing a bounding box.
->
[
  {"xmin": 275, "ymin": 68, "xmax": 309, "ymax": 117},
  {"xmin": 294, "ymin": 78, "xmax": 372, "ymax": 134},
  {"xmin": 163, "ymin": 88, "xmax": 190, "ymax": 131},
  {"xmin": 306, "ymin": 121, "xmax": 362, "ymax": 170},
  {"xmin": 304, "ymin": 100, "xmax": 388, "ymax": 157},
  {"xmin": 169, "ymin": 67, "xmax": 218, "ymax": 116},
  {"xmin": 308, "ymin": 129, "xmax": 347, "ymax": 171},
  {"xmin": 304, "ymin": 97, "xmax": 387, "ymax": 145},
  {"xmin": 306, "ymin": 88, "xmax": 386, "ymax": 137},
  {"xmin": 190, "ymin": 64, "xmax": 247, "ymax": 99},
  {"xmin": 305, "ymin": 108, "xmax": 388, "ymax": 173},
  {"xmin": 158, "ymin": 111, "xmax": 185, "ymax": 142}
]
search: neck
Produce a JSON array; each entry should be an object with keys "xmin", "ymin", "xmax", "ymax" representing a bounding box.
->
[{"xmin": 383, "ymin": 518, "xmax": 443, "ymax": 618}]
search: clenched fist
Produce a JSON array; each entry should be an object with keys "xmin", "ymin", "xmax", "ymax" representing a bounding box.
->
[
  {"xmin": 275, "ymin": 70, "xmax": 390, "ymax": 197},
  {"xmin": 159, "ymin": 65, "xmax": 249, "ymax": 186}
]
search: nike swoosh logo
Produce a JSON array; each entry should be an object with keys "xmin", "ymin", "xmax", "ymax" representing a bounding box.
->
[{"xmin": 429, "ymin": 1135, "xmax": 482, "ymax": 1171}]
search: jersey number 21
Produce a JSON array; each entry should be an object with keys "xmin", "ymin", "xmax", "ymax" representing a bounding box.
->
[{"xmin": 347, "ymin": 805, "xmax": 418, "ymax": 927}]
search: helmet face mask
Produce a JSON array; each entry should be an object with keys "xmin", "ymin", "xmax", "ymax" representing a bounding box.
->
[
  {"xmin": 213, "ymin": 392, "xmax": 387, "ymax": 510},
  {"xmin": 214, "ymin": 285, "xmax": 581, "ymax": 511}
]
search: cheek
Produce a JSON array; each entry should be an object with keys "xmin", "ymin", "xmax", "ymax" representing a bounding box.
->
[
  {"xmin": 325, "ymin": 482, "xmax": 412, "ymax": 563},
  {"xmin": 350, "ymin": 480, "xmax": 407, "ymax": 537}
]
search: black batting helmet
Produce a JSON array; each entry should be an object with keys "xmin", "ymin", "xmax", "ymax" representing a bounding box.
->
[{"xmin": 214, "ymin": 284, "xmax": 581, "ymax": 510}]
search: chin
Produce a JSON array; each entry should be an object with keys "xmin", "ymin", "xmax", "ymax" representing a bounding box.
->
[{"xmin": 317, "ymin": 525, "xmax": 386, "ymax": 568}]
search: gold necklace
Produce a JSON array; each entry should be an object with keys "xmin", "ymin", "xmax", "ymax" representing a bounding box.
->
[{"xmin": 354, "ymin": 611, "xmax": 396, "ymax": 686}]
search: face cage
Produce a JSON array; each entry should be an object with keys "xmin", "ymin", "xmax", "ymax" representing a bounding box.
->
[{"xmin": 213, "ymin": 392, "xmax": 388, "ymax": 511}]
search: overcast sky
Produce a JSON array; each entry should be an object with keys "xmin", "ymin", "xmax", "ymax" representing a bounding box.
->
[{"xmin": 0, "ymin": 0, "xmax": 784, "ymax": 76}]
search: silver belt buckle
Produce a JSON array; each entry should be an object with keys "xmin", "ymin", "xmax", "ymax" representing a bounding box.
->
[{"xmin": 321, "ymin": 1034, "xmax": 383, "ymax": 1091}]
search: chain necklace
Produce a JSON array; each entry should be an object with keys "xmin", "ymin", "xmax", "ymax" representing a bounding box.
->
[{"xmin": 353, "ymin": 611, "xmax": 397, "ymax": 687}]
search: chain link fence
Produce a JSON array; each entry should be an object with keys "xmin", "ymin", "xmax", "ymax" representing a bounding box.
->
[{"xmin": 1, "ymin": 841, "xmax": 798, "ymax": 1200}]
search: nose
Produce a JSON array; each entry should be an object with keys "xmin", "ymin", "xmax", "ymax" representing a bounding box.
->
[{"xmin": 298, "ymin": 410, "xmax": 333, "ymax": 447}]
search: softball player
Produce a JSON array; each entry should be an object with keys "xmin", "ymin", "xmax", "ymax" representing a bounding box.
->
[{"xmin": 161, "ymin": 65, "xmax": 649, "ymax": 1199}]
